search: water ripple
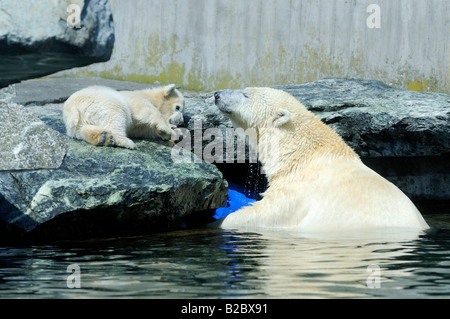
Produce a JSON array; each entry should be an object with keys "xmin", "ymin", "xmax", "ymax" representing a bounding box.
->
[{"xmin": 1, "ymin": 215, "xmax": 450, "ymax": 298}]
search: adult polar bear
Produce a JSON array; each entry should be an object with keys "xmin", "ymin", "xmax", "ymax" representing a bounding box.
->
[{"xmin": 214, "ymin": 88, "xmax": 429, "ymax": 232}]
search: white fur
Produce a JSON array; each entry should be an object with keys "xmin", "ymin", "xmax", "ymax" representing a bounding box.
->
[
  {"xmin": 63, "ymin": 85, "xmax": 183, "ymax": 149},
  {"xmin": 216, "ymin": 87, "xmax": 429, "ymax": 233}
]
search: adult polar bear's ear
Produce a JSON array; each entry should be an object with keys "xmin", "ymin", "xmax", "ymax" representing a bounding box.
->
[
  {"xmin": 273, "ymin": 109, "xmax": 291, "ymax": 127},
  {"xmin": 164, "ymin": 84, "xmax": 177, "ymax": 97}
]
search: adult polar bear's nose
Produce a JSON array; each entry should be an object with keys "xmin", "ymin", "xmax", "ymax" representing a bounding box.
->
[
  {"xmin": 214, "ymin": 89, "xmax": 248, "ymax": 115},
  {"xmin": 214, "ymin": 90, "xmax": 232, "ymax": 115}
]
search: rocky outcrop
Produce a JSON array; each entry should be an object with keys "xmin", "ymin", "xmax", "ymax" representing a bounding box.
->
[
  {"xmin": 276, "ymin": 78, "xmax": 450, "ymax": 158},
  {"xmin": 0, "ymin": 81, "xmax": 227, "ymax": 242},
  {"xmin": 0, "ymin": 0, "xmax": 115, "ymax": 88},
  {"xmin": 0, "ymin": 138, "xmax": 227, "ymax": 241}
]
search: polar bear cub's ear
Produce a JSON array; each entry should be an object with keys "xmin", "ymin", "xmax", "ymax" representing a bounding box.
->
[
  {"xmin": 273, "ymin": 109, "xmax": 291, "ymax": 127},
  {"xmin": 164, "ymin": 84, "xmax": 177, "ymax": 97}
]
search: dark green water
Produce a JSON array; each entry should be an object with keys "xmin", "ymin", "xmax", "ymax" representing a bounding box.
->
[{"xmin": 1, "ymin": 214, "xmax": 450, "ymax": 299}]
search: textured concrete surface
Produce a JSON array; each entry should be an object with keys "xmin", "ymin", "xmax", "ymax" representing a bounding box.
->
[{"xmin": 55, "ymin": 0, "xmax": 449, "ymax": 93}]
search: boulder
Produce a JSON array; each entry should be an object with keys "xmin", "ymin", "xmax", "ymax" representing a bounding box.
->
[
  {"xmin": 0, "ymin": 138, "xmax": 227, "ymax": 241},
  {"xmin": 0, "ymin": 0, "xmax": 114, "ymax": 88},
  {"xmin": 275, "ymin": 78, "xmax": 450, "ymax": 158},
  {"xmin": 0, "ymin": 86, "xmax": 67, "ymax": 171},
  {"xmin": 12, "ymin": 77, "xmax": 150, "ymax": 106}
]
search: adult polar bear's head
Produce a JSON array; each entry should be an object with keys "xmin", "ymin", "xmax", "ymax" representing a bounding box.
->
[
  {"xmin": 214, "ymin": 87, "xmax": 308, "ymax": 177},
  {"xmin": 214, "ymin": 87, "xmax": 298, "ymax": 131},
  {"xmin": 214, "ymin": 87, "xmax": 352, "ymax": 178}
]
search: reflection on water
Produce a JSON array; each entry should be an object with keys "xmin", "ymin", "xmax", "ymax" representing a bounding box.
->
[{"xmin": 1, "ymin": 214, "xmax": 450, "ymax": 298}]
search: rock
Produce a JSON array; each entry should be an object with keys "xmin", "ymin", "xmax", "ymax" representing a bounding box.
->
[
  {"xmin": 0, "ymin": 138, "xmax": 227, "ymax": 241},
  {"xmin": 275, "ymin": 78, "xmax": 450, "ymax": 158},
  {"xmin": 0, "ymin": 0, "xmax": 114, "ymax": 88},
  {"xmin": 11, "ymin": 77, "xmax": 151, "ymax": 106},
  {"xmin": 0, "ymin": 82, "xmax": 227, "ymax": 241},
  {"xmin": 182, "ymin": 78, "xmax": 449, "ymax": 159},
  {"xmin": 0, "ymin": 86, "xmax": 67, "ymax": 171}
]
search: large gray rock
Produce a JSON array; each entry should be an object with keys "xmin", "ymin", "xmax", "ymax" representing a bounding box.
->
[
  {"xmin": 276, "ymin": 78, "xmax": 450, "ymax": 158},
  {"xmin": 0, "ymin": 137, "xmax": 227, "ymax": 241},
  {"xmin": 0, "ymin": 86, "xmax": 67, "ymax": 171},
  {"xmin": 12, "ymin": 77, "xmax": 151, "ymax": 106},
  {"xmin": 0, "ymin": 0, "xmax": 114, "ymax": 88}
]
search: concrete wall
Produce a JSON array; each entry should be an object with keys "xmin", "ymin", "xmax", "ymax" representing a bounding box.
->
[{"xmin": 56, "ymin": 0, "xmax": 449, "ymax": 93}]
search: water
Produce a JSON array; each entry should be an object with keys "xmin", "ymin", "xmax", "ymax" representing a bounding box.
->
[{"xmin": 1, "ymin": 214, "xmax": 450, "ymax": 299}]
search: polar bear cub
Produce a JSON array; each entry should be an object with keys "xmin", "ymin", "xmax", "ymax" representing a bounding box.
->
[
  {"xmin": 214, "ymin": 87, "xmax": 429, "ymax": 232},
  {"xmin": 63, "ymin": 84, "xmax": 184, "ymax": 149}
]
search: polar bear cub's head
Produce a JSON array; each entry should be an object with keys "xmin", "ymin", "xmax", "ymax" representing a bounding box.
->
[{"xmin": 145, "ymin": 84, "xmax": 185, "ymax": 128}]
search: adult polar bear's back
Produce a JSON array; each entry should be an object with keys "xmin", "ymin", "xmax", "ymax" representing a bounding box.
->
[
  {"xmin": 289, "ymin": 157, "xmax": 427, "ymax": 231},
  {"xmin": 214, "ymin": 87, "xmax": 429, "ymax": 233}
]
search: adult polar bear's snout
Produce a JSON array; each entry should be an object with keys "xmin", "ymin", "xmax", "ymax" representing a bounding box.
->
[
  {"xmin": 215, "ymin": 88, "xmax": 291, "ymax": 130},
  {"xmin": 215, "ymin": 89, "xmax": 257, "ymax": 130},
  {"xmin": 214, "ymin": 89, "xmax": 250, "ymax": 115}
]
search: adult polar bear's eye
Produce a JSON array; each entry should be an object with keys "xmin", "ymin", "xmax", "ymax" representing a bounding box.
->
[
  {"xmin": 242, "ymin": 92, "xmax": 250, "ymax": 98},
  {"xmin": 174, "ymin": 105, "xmax": 181, "ymax": 111}
]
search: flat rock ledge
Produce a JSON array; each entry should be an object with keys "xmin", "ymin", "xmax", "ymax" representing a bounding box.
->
[{"xmin": 0, "ymin": 139, "xmax": 227, "ymax": 242}]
